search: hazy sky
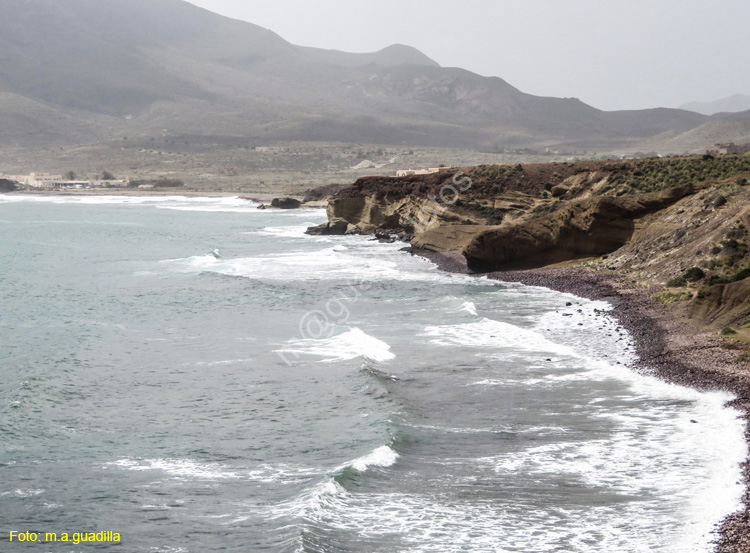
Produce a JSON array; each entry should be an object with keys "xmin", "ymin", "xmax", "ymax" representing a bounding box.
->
[{"xmin": 187, "ymin": 0, "xmax": 749, "ymax": 111}]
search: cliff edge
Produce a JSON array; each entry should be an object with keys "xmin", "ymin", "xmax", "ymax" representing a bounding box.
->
[{"xmin": 313, "ymin": 155, "xmax": 750, "ymax": 332}]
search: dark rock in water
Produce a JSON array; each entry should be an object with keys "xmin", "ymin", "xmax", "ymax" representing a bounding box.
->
[
  {"xmin": 0, "ymin": 179, "xmax": 17, "ymax": 193},
  {"xmin": 566, "ymin": 302, "xmax": 573, "ymax": 307},
  {"xmin": 271, "ymin": 197, "xmax": 301, "ymax": 209},
  {"xmin": 305, "ymin": 218, "xmax": 349, "ymax": 235},
  {"xmin": 257, "ymin": 203, "xmax": 267, "ymax": 210},
  {"xmin": 374, "ymin": 228, "xmax": 401, "ymax": 243},
  {"xmin": 375, "ymin": 228, "xmax": 411, "ymax": 243}
]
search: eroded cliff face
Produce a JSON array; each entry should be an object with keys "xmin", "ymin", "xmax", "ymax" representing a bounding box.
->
[
  {"xmin": 326, "ymin": 194, "xmax": 482, "ymax": 235},
  {"xmin": 462, "ymin": 186, "xmax": 696, "ymax": 272},
  {"xmin": 314, "ymin": 155, "xmax": 750, "ymax": 331}
]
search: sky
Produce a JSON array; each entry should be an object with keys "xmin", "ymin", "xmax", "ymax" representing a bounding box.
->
[{"xmin": 186, "ymin": 0, "xmax": 750, "ymax": 112}]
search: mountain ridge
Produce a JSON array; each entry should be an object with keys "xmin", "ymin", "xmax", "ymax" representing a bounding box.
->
[
  {"xmin": 0, "ymin": 0, "xmax": 745, "ymax": 151},
  {"xmin": 680, "ymin": 94, "xmax": 750, "ymax": 116}
]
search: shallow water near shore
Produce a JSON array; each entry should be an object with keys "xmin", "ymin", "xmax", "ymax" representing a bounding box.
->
[{"xmin": 0, "ymin": 194, "xmax": 746, "ymax": 552}]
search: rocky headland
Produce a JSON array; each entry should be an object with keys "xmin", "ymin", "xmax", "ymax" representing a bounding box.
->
[
  {"xmin": 0, "ymin": 178, "xmax": 17, "ymax": 193},
  {"xmin": 307, "ymin": 154, "xmax": 750, "ymax": 551}
]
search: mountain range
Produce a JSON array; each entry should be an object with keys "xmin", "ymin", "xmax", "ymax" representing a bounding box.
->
[
  {"xmin": 0, "ymin": 0, "xmax": 747, "ymax": 152},
  {"xmin": 680, "ymin": 94, "xmax": 750, "ymax": 116}
]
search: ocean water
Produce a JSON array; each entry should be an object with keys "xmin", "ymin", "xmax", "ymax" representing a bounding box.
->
[{"xmin": 0, "ymin": 194, "xmax": 746, "ymax": 553}]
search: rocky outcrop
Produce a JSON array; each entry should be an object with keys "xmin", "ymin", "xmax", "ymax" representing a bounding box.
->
[
  {"xmin": 462, "ymin": 185, "xmax": 696, "ymax": 272},
  {"xmin": 317, "ymin": 157, "xmax": 750, "ymax": 279},
  {"xmin": 303, "ymin": 183, "xmax": 348, "ymax": 203},
  {"xmin": 411, "ymin": 225, "xmax": 496, "ymax": 253},
  {"xmin": 271, "ymin": 197, "xmax": 301, "ymax": 209},
  {"xmin": 0, "ymin": 179, "xmax": 17, "ymax": 193},
  {"xmin": 327, "ymin": 194, "xmax": 481, "ymax": 236},
  {"xmin": 305, "ymin": 218, "xmax": 353, "ymax": 236}
]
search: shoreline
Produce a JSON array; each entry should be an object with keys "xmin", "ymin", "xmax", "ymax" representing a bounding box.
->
[
  {"xmin": 417, "ymin": 250, "xmax": 750, "ymax": 552},
  {"xmin": 5, "ymin": 190, "xmax": 288, "ymax": 202}
]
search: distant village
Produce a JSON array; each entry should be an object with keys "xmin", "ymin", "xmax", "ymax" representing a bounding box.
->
[
  {"xmin": 2, "ymin": 143, "xmax": 747, "ymax": 192},
  {"xmin": 706, "ymin": 142, "xmax": 750, "ymax": 156},
  {"xmin": 1, "ymin": 172, "xmax": 130, "ymax": 189}
]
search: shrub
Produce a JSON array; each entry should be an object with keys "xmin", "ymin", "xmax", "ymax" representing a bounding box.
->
[
  {"xmin": 737, "ymin": 177, "xmax": 748, "ymax": 186},
  {"xmin": 666, "ymin": 276, "xmax": 687, "ymax": 287},
  {"xmin": 682, "ymin": 267, "xmax": 706, "ymax": 282},
  {"xmin": 653, "ymin": 290, "xmax": 693, "ymax": 304},
  {"xmin": 154, "ymin": 178, "xmax": 185, "ymax": 188},
  {"xmin": 706, "ymin": 275, "xmax": 731, "ymax": 286}
]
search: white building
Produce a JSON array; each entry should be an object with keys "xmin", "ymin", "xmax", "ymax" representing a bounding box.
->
[
  {"xmin": 0, "ymin": 173, "xmax": 129, "ymax": 189},
  {"xmin": 396, "ymin": 166, "xmax": 455, "ymax": 177},
  {"xmin": 6, "ymin": 172, "xmax": 64, "ymax": 188}
]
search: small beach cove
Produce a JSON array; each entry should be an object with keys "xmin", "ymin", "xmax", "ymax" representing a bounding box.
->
[{"xmin": 419, "ymin": 249, "xmax": 750, "ymax": 552}]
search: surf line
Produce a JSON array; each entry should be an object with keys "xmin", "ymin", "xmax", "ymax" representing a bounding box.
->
[{"xmin": 277, "ymin": 278, "xmax": 373, "ymax": 366}]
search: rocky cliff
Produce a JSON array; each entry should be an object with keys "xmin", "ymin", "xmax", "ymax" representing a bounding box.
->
[
  {"xmin": 462, "ymin": 185, "xmax": 696, "ymax": 272},
  {"xmin": 0, "ymin": 179, "xmax": 17, "ymax": 193},
  {"xmin": 316, "ymin": 154, "xmax": 750, "ymax": 331}
]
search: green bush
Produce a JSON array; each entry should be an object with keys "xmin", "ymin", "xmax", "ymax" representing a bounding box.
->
[
  {"xmin": 737, "ymin": 177, "xmax": 748, "ymax": 186},
  {"xmin": 682, "ymin": 267, "xmax": 706, "ymax": 282},
  {"xmin": 706, "ymin": 275, "xmax": 731, "ymax": 286},
  {"xmin": 666, "ymin": 276, "xmax": 687, "ymax": 287},
  {"xmin": 653, "ymin": 290, "xmax": 693, "ymax": 304}
]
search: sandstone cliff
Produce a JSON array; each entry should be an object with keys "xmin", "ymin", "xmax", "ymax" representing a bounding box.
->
[
  {"xmin": 462, "ymin": 185, "xmax": 696, "ymax": 272},
  {"xmin": 316, "ymin": 155, "xmax": 750, "ymax": 333}
]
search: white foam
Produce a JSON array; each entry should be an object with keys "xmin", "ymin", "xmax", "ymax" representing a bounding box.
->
[
  {"xmin": 0, "ymin": 194, "xmax": 261, "ymax": 212},
  {"xmin": 421, "ymin": 317, "xmax": 576, "ymax": 356},
  {"xmin": 251, "ymin": 224, "xmax": 314, "ymax": 238},
  {"xmin": 254, "ymin": 478, "xmax": 347, "ymax": 524},
  {"xmin": 348, "ymin": 445, "xmax": 399, "ymax": 472},
  {"xmin": 471, "ymin": 388, "xmax": 746, "ymax": 552},
  {"xmin": 159, "ymin": 240, "xmax": 496, "ymax": 285},
  {"xmin": 188, "ymin": 358, "xmax": 255, "ymax": 367},
  {"xmin": 107, "ymin": 458, "xmax": 320, "ymax": 485},
  {"xmin": 277, "ymin": 328, "xmax": 395, "ymax": 363},
  {"xmin": 107, "ymin": 458, "xmax": 239, "ymax": 480},
  {"xmin": 1, "ymin": 489, "xmax": 45, "ymax": 497}
]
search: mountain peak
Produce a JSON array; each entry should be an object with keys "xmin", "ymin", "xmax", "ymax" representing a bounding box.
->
[{"xmin": 298, "ymin": 43, "xmax": 439, "ymax": 68}]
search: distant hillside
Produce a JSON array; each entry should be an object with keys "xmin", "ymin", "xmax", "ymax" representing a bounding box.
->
[
  {"xmin": 681, "ymin": 94, "xmax": 750, "ymax": 115},
  {"xmin": 0, "ymin": 0, "xmax": 746, "ymax": 151},
  {"xmin": 299, "ymin": 44, "xmax": 440, "ymax": 68},
  {"xmin": 634, "ymin": 120, "xmax": 750, "ymax": 154}
]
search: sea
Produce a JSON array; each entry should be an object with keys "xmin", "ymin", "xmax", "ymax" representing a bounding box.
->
[{"xmin": 0, "ymin": 194, "xmax": 746, "ymax": 553}]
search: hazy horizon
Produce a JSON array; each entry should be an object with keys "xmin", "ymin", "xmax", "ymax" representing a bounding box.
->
[{"xmin": 187, "ymin": 0, "xmax": 750, "ymax": 112}]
